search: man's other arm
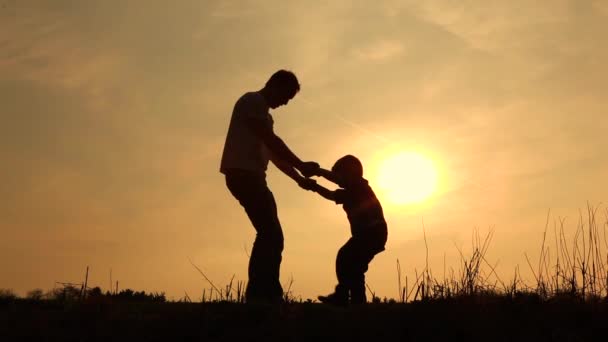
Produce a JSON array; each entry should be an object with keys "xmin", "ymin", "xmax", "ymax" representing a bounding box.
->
[
  {"xmin": 246, "ymin": 117, "xmax": 318, "ymax": 175},
  {"xmin": 270, "ymin": 152, "xmax": 308, "ymax": 185}
]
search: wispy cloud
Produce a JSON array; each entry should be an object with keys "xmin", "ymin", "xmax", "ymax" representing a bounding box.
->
[
  {"xmin": 353, "ymin": 39, "xmax": 405, "ymax": 62},
  {"xmin": 209, "ymin": 0, "xmax": 263, "ymax": 19},
  {"xmin": 593, "ymin": 0, "xmax": 608, "ymax": 16},
  {"xmin": 405, "ymin": 0, "xmax": 573, "ymax": 52}
]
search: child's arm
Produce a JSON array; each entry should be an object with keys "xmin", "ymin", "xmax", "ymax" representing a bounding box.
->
[
  {"xmin": 300, "ymin": 179, "xmax": 338, "ymax": 202},
  {"xmin": 315, "ymin": 168, "xmax": 340, "ymax": 185}
]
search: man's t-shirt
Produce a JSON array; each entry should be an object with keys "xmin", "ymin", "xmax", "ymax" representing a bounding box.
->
[
  {"xmin": 334, "ymin": 178, "xmax": 388, "ymax": 248},
  {"xmin": 220, "ymin": 91, "xmax": 274, "ymax": 175}
]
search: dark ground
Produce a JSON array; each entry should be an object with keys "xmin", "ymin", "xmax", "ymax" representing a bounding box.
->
[{"xmin": 2, "ymin": 296, "xmax": 608, "ymax": 341}]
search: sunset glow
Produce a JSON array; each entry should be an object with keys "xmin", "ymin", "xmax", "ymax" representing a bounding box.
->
[
  {"xmin": 2, "ymin": 0, "xmax": 607, "ymax": 303},
  {"xmin": 375, "ymin": 152, "xmax": 438, "ymax": 206}
]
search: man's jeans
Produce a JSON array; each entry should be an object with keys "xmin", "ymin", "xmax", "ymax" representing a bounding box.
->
[{"xmin": 225, "ymin": 170, "xmax": 284, "ymax": 302}]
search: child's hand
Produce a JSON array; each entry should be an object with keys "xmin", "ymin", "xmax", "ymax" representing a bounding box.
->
[
  {"xmin": 299, "ymin": 161, "xmax": 320, "ymax": 178},
  {"xmin": 298, "ymin": 177, "xmax": 318, "ymax": 191}
]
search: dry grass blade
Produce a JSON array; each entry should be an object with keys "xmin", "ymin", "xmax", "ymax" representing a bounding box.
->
[{"xmin": 188, "ymin": 258, "xmax": 221, "ymax": 295}]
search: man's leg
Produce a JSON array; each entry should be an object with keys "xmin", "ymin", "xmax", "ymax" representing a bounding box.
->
[
  {"xmin": 226, "ymin": 173, "xmax": 284, "ymax": 303},
  {"xmin": 245, "ymin": 189, "xmax": 283, "ymax": 302}
]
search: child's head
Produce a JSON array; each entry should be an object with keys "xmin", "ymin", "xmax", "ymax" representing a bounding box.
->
[{"xmin": 331, "ymin": 155, "xmax": 363, "ymax": 187}]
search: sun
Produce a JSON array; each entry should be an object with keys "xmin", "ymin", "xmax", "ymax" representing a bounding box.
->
[{"xmin": 374, "ymin": 151, "xmax": 438, "ymax": 205}]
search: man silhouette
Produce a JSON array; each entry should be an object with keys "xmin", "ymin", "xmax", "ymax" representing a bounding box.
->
[{"xmin": 220, "ymin": 70, "xmax": 319, "ymax": 304}]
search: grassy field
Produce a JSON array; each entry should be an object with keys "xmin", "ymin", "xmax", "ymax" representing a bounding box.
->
[
  {"xmin": 2, "ymin": 204, "xmax": 607, "ymax": 341},
  {"xmin": 1, "ymin": 296, "xmax": 608, "ymax": 341}
]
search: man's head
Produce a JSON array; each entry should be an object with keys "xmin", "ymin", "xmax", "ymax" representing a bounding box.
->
[
  {"xmin": 262, "ymin": 70, "xmax": 300, "ymax": 109},
  {"xmin": 332, "ymin": 155, "xmax": 363, "ymax": 187}
]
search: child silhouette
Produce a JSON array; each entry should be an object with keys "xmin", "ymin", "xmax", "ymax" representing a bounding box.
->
[{"xmin": 301, "ymin": 155, "xmax": 388, "ymax": 305}]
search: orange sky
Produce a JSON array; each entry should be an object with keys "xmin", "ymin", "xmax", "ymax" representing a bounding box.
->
[{"xmin": 1, "ymin": 0, "xmax": 607, "ymax": 300}]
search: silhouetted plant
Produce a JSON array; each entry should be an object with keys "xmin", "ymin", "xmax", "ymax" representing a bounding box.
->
[
  {"xmin": 389, "ymin": 203, "xmax": 608, "ymax": 304},
  {"xmin": 48, "ymin": 285, "xmax": 81, "ymax": 302},
  {"xmin": 113, "ymin": 289, "xmax": 166, "ymax": 303},
  {"xmin": 26, "ymin": 288, "xmax": 44, "ymax": 301},
  {"xmin": 0, "ymin": 288, "xmax": 17, "ymax": 304},
  {"xmin": 86, "ymin": 286, "xmax": 104, "ymax": 298}
]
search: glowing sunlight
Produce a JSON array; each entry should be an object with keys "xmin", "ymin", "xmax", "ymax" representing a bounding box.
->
[{"xmin": 374, "ymin": 151, "xmax": 438, "ymax": 206}]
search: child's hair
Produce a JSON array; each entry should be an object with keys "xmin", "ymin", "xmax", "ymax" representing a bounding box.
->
[{"xmin": 332, "ymin": 155, "xmax": 363, "ymax": 179}]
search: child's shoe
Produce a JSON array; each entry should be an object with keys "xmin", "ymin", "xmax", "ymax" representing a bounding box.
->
[{"xmin": 317, "ymin": 292, "xmax": 349, "ymax": 306}]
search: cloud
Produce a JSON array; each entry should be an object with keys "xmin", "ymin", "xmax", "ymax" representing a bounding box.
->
[
  {"xmin": 353, "ymin": 39, "xmax": 405, "ymax": 62},
  {"xmin": 0, "ymin": 4, "xmax": 134, "ymax": 123},
  {"xmin": 593, "ymin": 0, "xmax": 608, "ymax": 16},
  {"xmin": 209, "ymin": 0, "xmax": 263, "ymax": 19},
  {"xmin": 404, "ymin": 0, "xmax": 573, "ymax": 52}
]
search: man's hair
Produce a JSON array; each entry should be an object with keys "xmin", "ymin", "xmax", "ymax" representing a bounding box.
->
[
  {"xmin": 266, "ymin": 70, "xmax": 300, "ymax": 97},
  {"xmin": 332, "ymin": 155, "xmax": 363, "ymax": 179}
]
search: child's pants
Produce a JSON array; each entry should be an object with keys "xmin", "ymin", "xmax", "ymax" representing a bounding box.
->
[{"xmin": 335, "ymin": 236, "xmax": 384, "ymax": 303}]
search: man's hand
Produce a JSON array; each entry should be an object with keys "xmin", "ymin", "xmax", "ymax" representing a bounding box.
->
[
  {"xmin": 297, "ymin": 177, "xmax": 318, "ymax": 191},
  {"xmin": 299, "ymin": 161, "xmax": 320, "ymax": 178}
]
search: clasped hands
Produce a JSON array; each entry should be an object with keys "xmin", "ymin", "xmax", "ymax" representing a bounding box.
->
[{"xmin": 297, "ymin": 161, "xmax": 321, "ymax": 191}]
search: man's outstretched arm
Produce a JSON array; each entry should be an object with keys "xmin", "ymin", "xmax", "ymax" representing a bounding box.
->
[
  {"xmin": 247, "ymin": 117, "xmax": 319, "ymax": 176},
  {"xmin": 270, "ymin": 153, "xmax": 315, "ymax": 188}
]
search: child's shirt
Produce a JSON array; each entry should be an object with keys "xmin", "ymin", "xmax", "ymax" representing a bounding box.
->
[{"xmin": 334, "ymin": 178, "xmax": 388, "ymax": 247}]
